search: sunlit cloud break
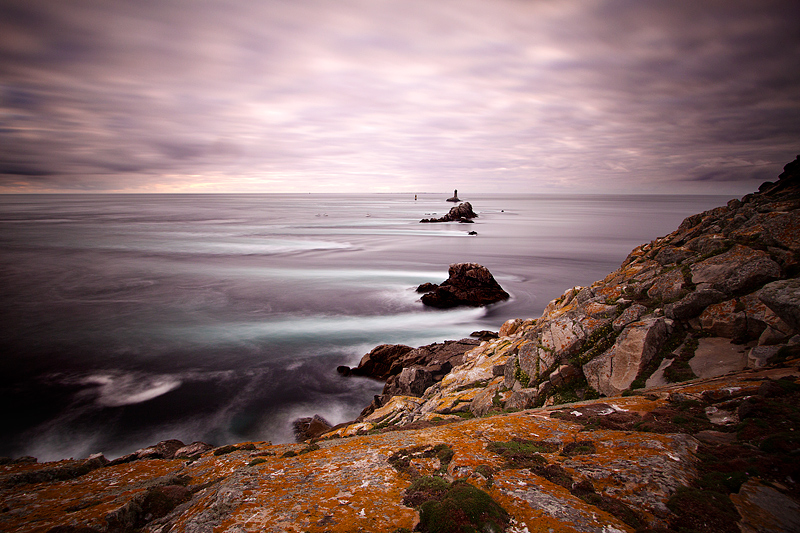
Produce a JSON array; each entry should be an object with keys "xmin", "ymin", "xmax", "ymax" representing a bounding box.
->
[{"xmin": 1, "ymin": 0, "xmax": 798, "ymax": 194}]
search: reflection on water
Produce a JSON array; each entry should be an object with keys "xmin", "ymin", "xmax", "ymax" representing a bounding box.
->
[{"xmin": 0, "ymin": 193, "xmax": 730, "ymax": 460}]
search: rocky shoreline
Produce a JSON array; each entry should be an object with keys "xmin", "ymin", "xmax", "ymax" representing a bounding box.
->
[{"xmin": 3, "ymin": 156, "xmax": 800, "ymax": 532}]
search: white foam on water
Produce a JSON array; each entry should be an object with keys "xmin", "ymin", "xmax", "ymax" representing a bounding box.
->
[
  {"xmin": 173, "ymin": 306, "xmax": 488, "ymax": 346},
  {"xmin": 79, "ymin": 373, "xmax": 183, "ymax": 407}
]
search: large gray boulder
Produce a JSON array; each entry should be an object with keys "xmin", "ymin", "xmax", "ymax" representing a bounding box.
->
[
  {"xmin": 758, "ymin": 278, "xmax": 800, "ymax": 333},
  {"xmin": 583, "ymin": 317, "xmax": 673, "ymax": 396}
]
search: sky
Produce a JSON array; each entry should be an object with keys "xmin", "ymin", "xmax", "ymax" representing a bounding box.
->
[{"xmin": 0, "ymin": 0, "xmax": 798, "ymax": 194}]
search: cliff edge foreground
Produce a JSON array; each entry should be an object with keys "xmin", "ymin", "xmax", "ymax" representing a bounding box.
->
[{"xmin": 3, "ymin": 156, "xmax": 800, "ymax": 533}]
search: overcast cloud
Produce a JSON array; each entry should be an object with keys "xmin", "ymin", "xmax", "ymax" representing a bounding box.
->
[{"xmin": 0, "ymin": 0, "xmax": 798, "ymax": 193}]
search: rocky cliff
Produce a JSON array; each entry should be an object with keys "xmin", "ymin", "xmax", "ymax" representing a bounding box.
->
[{"xmin": 3, "ymin": 157, "xmax": 800, "ymax": 533}]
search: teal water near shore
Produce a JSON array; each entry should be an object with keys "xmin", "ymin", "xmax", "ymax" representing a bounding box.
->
[{"xmin": 0, "ymin": 193, "xmax": 729, "ymax": 460}]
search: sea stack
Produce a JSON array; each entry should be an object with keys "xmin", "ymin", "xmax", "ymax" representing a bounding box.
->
[
  {"xmin": 417, "ymin": 262, "xmax": 509, "ymax": 308},
  {"xmin": 446, "ymin": 189, "xmax": 460, "ymax": 202}
]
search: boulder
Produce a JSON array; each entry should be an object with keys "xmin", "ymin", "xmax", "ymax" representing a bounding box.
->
[
  {"xmin": 293, "ymin": 414, "xmax": 333, "ymax": 442},
  {"xmin": 504, "ymin": 388, "xmax": 538, "ymax": 411},
  {"xmin": 548, "ymin": 364, "xmax": 581, "ymax": 387},
  {"xmin": 517, "ymin": 343, "xmax": 554, "ymax": 384},
  {"xmin": 350, "ymin": 344, "xmax": 414, "ymax": 380},
  {"xmin": 395, "ymin": 367, "xmax": 435, "ymax": 397},
  {"xmin": 758, "ymin": 278, "xmax": 800, "ymax": 333},
  {"xmin": 654, "ymin": 246, "xmax": 695, "ymax": 266},
  {"xmin": 470, "ymin": 330, "xmax": 499, "ymax": 341},
  {"xmin": 689, "ymin": 244, "xmax": 780, "ymax": 295},
  {"xmin": 613, "ymin": 304, "xmax": 648, "ymax": 332},
  {"xmin": 174, "ymin": 442, "xmax": 213, "ymax": 459},
  {"xmin": 665, "ymin": 288, "xmax": 727, "ymax": 320},
  {"xmin": 684, "ymin": 234, "xmax": 730, "ymax": 256},
  {"xmin": 469, "ymin": 386, "xmax": 501, "ymax": 417},
  {"xmin": 583, "ymin": 317, "xmax": 672, "ymax": 396},
  {"xmin": 420, "ymin": 263, "xmax": 509, "ymax": 308},
  {"xmin": 730, "ymin": 479, "xmax": 800, "ymax": 533},
  {"xmin": 748, "ymin": 345, "xmax": 782, "ymax": 369},
  {"xmin": 698, "ymin": 293, "xmax": 770, "ymax": 341},
  {"xmin": 499, "ymin": 318, "xmax": 523, "ymax": 337},
  {"xmin": 420, "ymin": 202, "xmax": 477, "ymax": 223},
  {"xmin": 136, "ymin": 439, "xmax": 185, "ymax": 460},
  {"xmin": 646, "ymin": 269, "xmax": 686, "ymax": 302}
]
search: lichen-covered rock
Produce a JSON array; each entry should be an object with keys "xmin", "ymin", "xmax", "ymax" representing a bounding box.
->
[
  {"xmin": 613, "ymin": 303, "xmax": 648, "ymax": 332},
  {"xmin": 647, "ymin": 268, "xmax": 686, "ymax": 302},
  {"xmin": 499, "ymin": 318, "xmax": 524, "ymax": 337},
  {"xmin": 698, "ymin": 293, "xmax": 770, "ymax": 341},
  {"xmin": 690, "ymin": 244, "xmax": 781, "ymax": 296}
]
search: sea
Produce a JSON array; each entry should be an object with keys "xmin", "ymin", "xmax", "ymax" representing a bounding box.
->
[{"xmin": 0, "ymin": 193, "xmax": 731, "ymax": 461}]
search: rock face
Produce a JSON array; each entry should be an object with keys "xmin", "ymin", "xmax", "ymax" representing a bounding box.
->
[
  {"xmin": 420, "ymin": 202, "xmax": 477, "ymax": 223},
  {"xmin": 418, "ymin": 263, "xmax": 509, "ymax": 308}
]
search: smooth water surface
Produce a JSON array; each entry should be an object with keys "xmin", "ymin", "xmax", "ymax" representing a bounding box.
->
[{"xmin": 0, "ymin": 193, "xmax": 730, "ymax": 460}]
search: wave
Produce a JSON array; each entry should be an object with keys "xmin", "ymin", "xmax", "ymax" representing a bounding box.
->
[{"xmin": 77, "ymin": 373, "xmax": 183, "ymax": 407}]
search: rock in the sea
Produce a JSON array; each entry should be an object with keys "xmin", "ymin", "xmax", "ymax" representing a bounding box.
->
[
  {"xmin": 446, "ymin": 189, "xmax": 460, "ymax": 202},
  {"xmin": 759, "ymin": 278, "xmax": 800, "ymax": 333},
  {"xmin": 293, "ymin": 414, "xmax": 333, "ymax": 442},
  {"xmin": 420, "ymin": 263, "xmax": 509, "ymax": 308},
  {"xmin": 416, "ymin": 282, "xmax": 439, "ymax": 294},
  {"xmin": 420, "ymin": 202, "xmax": 477, "ymax": 223}
]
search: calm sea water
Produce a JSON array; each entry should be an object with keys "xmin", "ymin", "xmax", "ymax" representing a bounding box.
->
[{"xmin": 0, "ymin": 193, "xmax": 730, "ymax": 460}]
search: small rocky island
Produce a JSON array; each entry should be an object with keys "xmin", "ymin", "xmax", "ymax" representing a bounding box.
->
[
  {"xmin": 3, "ymin": 157, "xmax": 800, "ymax": 533},
  {"xmin": 417, "ymin": 262, "xmax": 510, "ymax": 308},
  {"xmin": 420, "ymin": 201, "xmax": 477, "ymax": 223}
]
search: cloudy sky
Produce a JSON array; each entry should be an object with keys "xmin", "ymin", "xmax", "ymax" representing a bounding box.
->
[{"xmin": 1, "ymin": 0, "xmax": 798, "ymax": 194}]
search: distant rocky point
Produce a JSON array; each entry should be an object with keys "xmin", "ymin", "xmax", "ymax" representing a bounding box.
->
[
  {"xmin": 417, "ymin": 262, "xmax": 510, "ymax": 308},
  {"xmin": 446, "ymin": 189, "xmax": 460, "ymax": 202},
  {"xmin": 420, "ymin": 201, "xmax": 477, "ymax": 223}
]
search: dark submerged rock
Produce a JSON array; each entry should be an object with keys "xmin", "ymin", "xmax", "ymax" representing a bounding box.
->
[{"xmin": 420, "ymin": 263, "xmax": 509, "ymax": 308}]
